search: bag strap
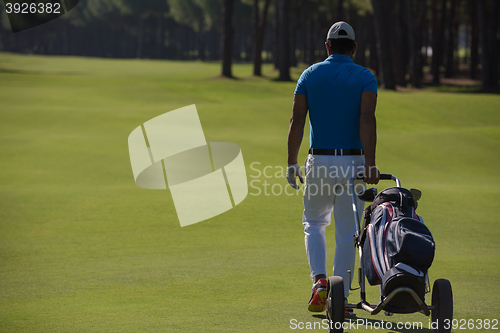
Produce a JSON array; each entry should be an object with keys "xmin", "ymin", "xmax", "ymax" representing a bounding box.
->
[
  {"xmin": 356, "ymin": 192, "xmax": 416, "ymax": 247},
  {"xmin": 370, "ymin": 192, "xmax": 416, "ymax": 213}
]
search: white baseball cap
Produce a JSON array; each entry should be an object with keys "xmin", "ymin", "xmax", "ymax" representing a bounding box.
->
[{"xmin": 326, "ymin": 21, "xmax": 355, "ymax": 40}]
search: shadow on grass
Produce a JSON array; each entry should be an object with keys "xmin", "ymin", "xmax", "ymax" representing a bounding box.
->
[
  {"xmin": 269, "ymin": 77, "xmax": 296, "ymax": 83},
  {"xmin": 425, "ymin": 84, "xmax": 499, "ymax": 94},
  {"xmin": 420, "ymin": 82, "xmax": 484, "ymax": 94},
  {"xmin": 420, "ymin": 75, "xmax": 499, "ymax": 94},
  {"xmin": 206, "ymin": 73, "xmax": 296, "ymax": 82},
  {"xmin": 0, "ymin": 68, "xmax": 44, "ymax": 75},
  {"xmin": 0, "ymin": 68, "xmax": 83, "ymax": 76},
  {"xmin": 312, "ymin": 313, "xmax": 434, "ymax": 332},
  {"xmin": 206, "ymin": 74, "xmax": 243, "ymax": 81}
]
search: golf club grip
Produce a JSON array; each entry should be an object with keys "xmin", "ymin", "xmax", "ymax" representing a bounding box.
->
[{"xmin": 356, "ymin": 173, "xmax": 393, "ymax": 180}]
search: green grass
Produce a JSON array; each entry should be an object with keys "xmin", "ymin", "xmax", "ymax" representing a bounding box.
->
[{"xmin": 0, "ymin": 52, "xmax": 499, "ymax": 332}]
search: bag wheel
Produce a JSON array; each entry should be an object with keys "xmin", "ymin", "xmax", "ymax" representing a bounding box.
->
[
  {"xmin": 431, "ymin": 279, "xmax": 453, "ymax": 333},
  {"xmin": 326, "ymin": 276, "xmax": 345, "ymax": 333}
]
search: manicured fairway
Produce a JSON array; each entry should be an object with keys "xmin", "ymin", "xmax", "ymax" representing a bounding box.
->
[{"xmin": 0, "ymin": 53, "xmax": 499, "ymax": 332}]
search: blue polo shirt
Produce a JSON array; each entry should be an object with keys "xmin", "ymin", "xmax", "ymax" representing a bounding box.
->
[{"xmin": 294, "ymin": 54, "xmax": 378, "ymax": 149}]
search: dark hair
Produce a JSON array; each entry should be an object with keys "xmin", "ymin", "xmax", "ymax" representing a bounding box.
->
[{"xmin": 326, "ymin": 38, "xmax": 355, "ymax": 55}]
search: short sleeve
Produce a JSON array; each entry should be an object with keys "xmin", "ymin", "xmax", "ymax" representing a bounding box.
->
[
  {"xmin": 362, "ymin": 71, "xmax": 378, "ymax": 95},
  {"xmin": 294, "ymin": 69, "xmax": 309, "ymax": 95}
]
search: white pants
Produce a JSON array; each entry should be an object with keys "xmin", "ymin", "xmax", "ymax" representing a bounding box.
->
[{"xmin": 302, "ymin": 154, "xmax": 365, "ymax": 297}]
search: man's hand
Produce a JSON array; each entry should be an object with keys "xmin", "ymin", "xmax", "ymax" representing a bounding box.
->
[
  {"xmin": 286, "ymin": 163, "xmax": 304, "ymax": 189},
  {"xmin": 363, "ymin": 164, "xmax": 380, "ymax": 184}
]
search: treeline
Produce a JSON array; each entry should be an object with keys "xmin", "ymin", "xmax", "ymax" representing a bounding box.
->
[{"xmin": 0, "ymin": 0, "xmax": 498, "ymax": 90}]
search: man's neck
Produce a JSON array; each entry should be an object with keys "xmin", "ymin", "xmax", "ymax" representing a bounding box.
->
[{"xmin": 329, "ymin": 52, "xmax": 352, "ymax": 57}]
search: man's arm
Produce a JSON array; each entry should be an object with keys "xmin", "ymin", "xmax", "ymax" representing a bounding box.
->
[
  {"xmin": 287, "ymin": 94, "xmax": 308, "ymax": 165},
  {"xmin": 359, "ymin": 91, "xmax": 380, "ymax": 184}
]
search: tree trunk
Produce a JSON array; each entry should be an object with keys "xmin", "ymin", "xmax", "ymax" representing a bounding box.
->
[
  {"xmin": 488, "ymin": 0, "xmax": 499, "ymax": 88},
  {"xmin": 274, "ymin": 0, "xmax": 280, "ymax": 70},
  {"xmin": 196, "ymin": 14, "xmax": 205, "ymax": 61},
  {"xmin": 252, "ymin": 0, "xmax": 259, "ymax": 62},
  {"xmin": 63, "ymin": 22, "xmax": 69, "ymax": 55},
  {"xmin": 477, "ymin": 0, "xmax": 490, "ymax": 88},
  {"xmin": 289, "ymin": 1, "xmax": 298, "ymax": 68},
  {"xmin": 398, "ymin": 0, "xmax": 409, "ymax": 84},
  {"xmin": 406, "ymin": 0, "xmax": 414, "ymax": 86},
  {"xmin": 209, "ymin": 27, "xmax": 219, "ymax": 60},
  {"xmin": 469, "ymin": 0, "xmax": 479, "ymax": 79},
  {"xmin": 304, "ymin": 4, "xmax": 314, "ymax": 65},
  {"xmin": 156, "ymin": 16, "xmax": 164, "ymax": 59},
  {"xmin": 421, "ymin": 6, "xmax": 429, "ymax": 69},
  {"xmin": 136, "ymin": 15, "xmax": 144, "ymax": 59},
  {"xmin": 445, "ymin": 0, "xmax": 457, "ymax": 78},
  {"xmin": 221, "ymin": 0, "xmax": 235, "ymax": 77},
  {"xmin": 411, "ymin": 0, "xmax": 426, "ymax": 87},
  {"xmin": 355, "ymin": 13, "xmax": 367, "ymax": 68},
  {"xmin": 371, "ymin": 0, "xmax": 395, "ymax": 89},
  {"xmin": 337, "ymin": 0, "xmax": 344, "ymax": 21},
  {"xmin": 477, "ymin": 0, "xmax": 494, "ymax": 89},
  {"xmin": 386, "ymin": 0, "xmax": 404, "ymax": 86},
  {"xmin": 368, "ymin": 15, "xmax": 379, "ymax": 74},
  {"xmin": 277, "ymin": 0, "xmax": 291, "ymax": 81},
  {"xmin": 432, "ymin": 0, "xmax": 447, "ymax": 84},
  {"xmin": 252, "ymin": 0, "xmax": 271, "ymax": 76}
]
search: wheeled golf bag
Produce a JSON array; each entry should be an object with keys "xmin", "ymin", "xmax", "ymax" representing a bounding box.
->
[{"xmin": 359, "ymin": 187, "xmax": 435, "ymax": 313}]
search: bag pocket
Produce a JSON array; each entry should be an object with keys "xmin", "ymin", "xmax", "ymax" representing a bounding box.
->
[{"xmin": 393, "ymin": 218, "xmax": 435, "ymax": 271}]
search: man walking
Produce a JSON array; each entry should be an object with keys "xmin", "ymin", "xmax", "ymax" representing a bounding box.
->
[{"xmin": 286, "ymin": 21, "xmax": 380, "ymax": 315}]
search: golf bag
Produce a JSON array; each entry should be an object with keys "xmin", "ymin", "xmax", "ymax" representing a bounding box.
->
[{"xmin": 359, "ymin": 187, "xmax": 435, "ymax": 312}]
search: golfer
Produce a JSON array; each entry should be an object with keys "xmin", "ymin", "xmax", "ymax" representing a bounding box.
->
[{"xmin": 286, "ymin": 21, "xmax": 380, "ymax": 316}]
